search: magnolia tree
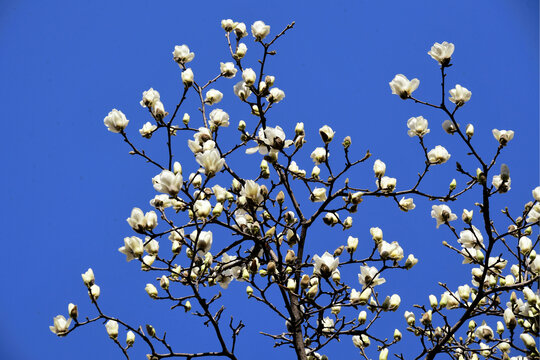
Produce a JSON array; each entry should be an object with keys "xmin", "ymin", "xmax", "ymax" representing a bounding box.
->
[{"xmin": 50, "ymin": 20, "xmax": 539, "ymax": 360}]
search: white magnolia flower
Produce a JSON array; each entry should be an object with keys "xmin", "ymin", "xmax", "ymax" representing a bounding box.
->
[
  {"xmin": 358, "ymin": 265, "xmax": 385, "ymax": 288},
  {"xmin": 152, "ymin": 100, "xmax": 168, "ymax": 120},
  {"xmin": 205, "ymin": 89, "xmax": 223, "ymax": 105},
  {"xmin": 212, "ymin": 184, "xmax": 231, "ymax": 203},
  {"xmin": 241, "ymin": 180, "xmax": 264, "ymax": 205},
  {"xmin": 268, "ymin": 87, "xmax": 285, "ymax": 103},
  {"xmin": 312, "ymin": 252, "xmax": 339, "ymax": 277},
  {"xmin": 233, "ymin": 81, "xmax": 251, "ymax": 101},
  {"xmin": 245, "ymin": 126, "xmax": 293, "ymax": 158},
  {"xmin": 81, "ymin": 268, "xmax": 95, "ymax": 285},
  {"xmin": 145, "ymin": 283, "xmax": 158, "ymax": 298},
  {"xmin": 532, "ymin": 186, "xmax": 540, "ymax": 201},
  {"xmin": 458, "ymin": 225, "xmax": 484, "ymax": 249},
  {"xmin": 399, "ymin": 197, "xmax": 415, "ymax": 211},
  {"xmin": 526, "ymin": 204, "xmax": 540, "ymax": 224},
  {"xmin": 193, "ymin": 200, "xmax": 212, "ymax": 219},
  {"xmin": 126, "ymin": 331, "xmax": 135, "ymax": 346},
  {"xmin": 373, "ymin": 159, "xmax": 386, "ymax": 177},
  {"xmin": 428, "ymin": 42, "xmax": 455, "ymax": 65},
  {"xmin": 221, "ymin": 19, "xmax": 238, "ymax": 32},
  {"xmin": 190, "ymin": 230, "xmax": 213, "ymax": 254},
  {"xmin": 234, "ymin": 43, "xmax": 247, "ymax": 59},
  {"xmin": 126, "ymin": 208, "xmax": 157, "ymax": 233},
  {"xmin": 119, "ymin": 236, "xmax": 144, "ymax": 261},
  {"xmin": 188, "ymin": 127, "xmax": 215, "ymax": 154},
  {"xmin": 104, "ymin": 109, "xmax": 129, "ymax": 133},
  {"xmin": 234, "ymin": 23, "xmax": 248, "ymax": 38},
  {"xmin": 181, "ymin": 68, "xmax": 194, "ymax": 86},
  {"xmin": 347, "ymin": 236, "xmax": 358, "ymax": 253},
  {"xmin": 139, "ymin": 122, "xmax": 157, "ymax": 138},
  {"xmin": 50, "ymin": 315, "xmax": 72, "ymax": 336},
  {"xmin": 319, "ymin": 125, "xmax": 335, "ymax": 144},
  {"xmin": 145, "ymin": 239, "xmax": 159, "ymax": 256},
  {"xmin": 288, "ymin": 161, "xmax": 306, "ymax": 177},
  {"xmin": 152, "ymin": 170, "xmax": 183, "ymax": 196},
  {"xmin": 407, "ymin": 116, "xmax": 430, "ymax": 137},
  {"xmin": 310, "ymin": 147, "xmax": 327, "ymax": 165},
  {"xmin": 427, "ymin": 145, "xmax": 451, "ymax": 164},
  {"xmin": 219, "ymin": 62, "xmax": 237, "ymax": 78},
  {"xmin": 389, "ymin": 74, "xmax": 420, "ymax": 99},
  {"xmin": 310, "ymin": 188, "xmax": 327, "ymax": 202},
  {"xmin": 172, "ymin": 45, "xmax": 195, "ymax": 64},
  {"xmin": 90, "ymin": 284, "xmax": 100, "ymax": 300},
  {"xmin": 209, "ymin": 109, "xmax": 230, "ymax": 128},
  {"xmin": 140, "ymin": 88, "xmax": 160, "ymax": 108},
  {"xmin": 449, "ymin": 85, "xmax": 471, "ymax": 106},
  {"xmin": 378, "ymin": 241, "xmax": 404, "ymax": 261},
  {"xmin": 492, "ymin": 175, "xmax": 511, "ymax": 192},
  {"xmin": 519, "ymin": 236, "xmax": 532, "ymax": 255},
  {"xmin": 475, "ymin": 323, "xmax": 494, "ymax": 341},
  {"xmin": 379, "ymin": 176, "xmax": 396, "ymax": 193},
  {"xmin": 492, "ymin": 129, "xmax": 514, "ymax": 145},
  {"xmin": 196, "ymin": 149, "xmax": 225, "ymax": 177},
  {"xmin": 105, "ymin": 320, "xmax": 119, "ymax": 339},
  {"xmin": 320, "ymin": 317, "xmax": 335, "ymax": 334},
  {"xmin": 431, "ymin": 205, "xmax": 457, "ymax": 228},
  {"xmin": 251, "ymin": 21, "xmax": 270, "ymax": 40},
  {"xmin": 242, "ymin": 68, "xmax": 256, "ymax": 86}
]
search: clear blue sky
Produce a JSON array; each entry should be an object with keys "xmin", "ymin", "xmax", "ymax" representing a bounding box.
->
[{"xmin": 0, "ymin": 1, "xmax": 537, "ymax": 359}]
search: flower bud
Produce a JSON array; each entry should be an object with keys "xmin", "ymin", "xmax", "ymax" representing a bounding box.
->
[
  {"xmin": 358, "ymin": 311, "xmax": 367, "ymax": 324},
  {"xmin": 82, "ymin": 268, "xmax": 95, "ymax": 286},
  {"xmin": 379, "ymin": 348, "xmax": 388, "ymax": 360},
  {"xmin": 311, "ymin": 166, "xmax": 320, "ymax": 179},
  {"xmin": 146, "ymin": 324, "xmax": 156, "ymax": 337},
  {"xmin": 347, "ymin": 236, "xmax": 358, "ymax": 254},
  {"xmin": 449, "ymin": 178, "xmax": 456, "ymax": 191},
  {"xmin": 373, "ymin": 159, "xmax": 386, "ymax": 177},
  {"xmin": 184, "ymin": 301, "xmax": 191, "ymax": 311},
  {"xmin": 429, "ymin": 295, "xmax": 438, "ymax": 308},
  {"xmin": 496, "ymin": 321, "xmax": 504, "ymax": 335},
  {"xmin": 182, "ymin": 68, "xmax": 194, "ymax": 87},
  {"xmin": 420, "ymin": 310, "xmax": 432, "ymax": 326},
  {"xmin": 342, "ymin": 136, "xmax": 351, "ymax": 149},
  {"xmin": 126, "ymin": 330, "xmax": 135, "ymax": 346},
  {"xmin": 287, "ymin": 279, "xmax": 296, "ymax": 292},
  {"xmin": 145, "ymin": 284, "xmax": 158, "ymax": 299},
  {"xmin": 394, "ymin": 329, "xmax": 402, "ymax": 341},
  {"xmin": 307, "ymin": 284, "xmax": 318, "ymax": 299},
  {"xmin": 404, "ymin": 311, "xmax": 415, "ymax": 326},
  {"xmin": 520, "ymin": 333, "xmax": 537, "ymax": 351},
  {"xmin": 343, "ymin": 217, "xmax": 353, "ymax": 229},
  {"xmin": 331, "ymin": 305, "xmax": 341, "ymax": 315},
  {"xmin": 295, "ymin": 122, "xmax": 305, "ymax": 136},
  {"xmin": 90, "ymin": 284, "xmax": 100, "ymax": 300},
  {"xmin": 246, "ymin": 286, "xmax": 254, "ymax": 297},
  {"xmin": 105, "ymin": 320, "xmax": 119, "ymax": 340},
  {"xmin": 160, "ymin": 275, "xmax": 169, "ymax": 290},
  {"xmin": 466, "ymin": 124, "xmax": 474, "ymax": 137},
  {"xmin": 462, "ymin": 209, "xmax": 473, "ymax": 224}
]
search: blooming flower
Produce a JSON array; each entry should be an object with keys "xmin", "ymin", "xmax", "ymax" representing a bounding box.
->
[
  {"xmin": 319, "ymin": 125, "xmax": 335, "ymax": 144},
  {"xmin": 492, "ymin": 175, "xmax": 511, "ymax": 193},
  {"xmin": 152, "ymin": 170, "xmax": 183, "ymax": 196},
  {"xmin": 139, "ymin": 122, "xmax": 157, "ymax": 138},
  {"xmin": 182, "ymin": 68, "xmax": 194, "ymax": 86},
  {"xmin": 532, "ymin": 186, "xmax": 540, "ymax": 201},
  {"xmin": 118, "ymin": 236, "xmax": 144, "ymax": 261},
  {"xmin": 407, "ymin": 116, "xmax": 430, "ymax": 137},
  {"xmin": 431, "ymin": 205, "xmax": 457, "ymax": 228},
  {"xmin": 428, "ymin": 41, "xmax": 455, "ymax": 65},
  {"xmin": 389, "ymin": 74, "xmax": 420, "ymax": 99},
  {"xmin": 310, "ymin": 188, "xmax": 327, "ymax": 202},
  {"xmin": 268, "ymin": 87, "xmax": 285, "ymax": 103},
  {"xmin": 242, "ymin": 68, "xmax": 256, "ymax": 86},
  {"xmin": 399, "ymin": 197, "xmax": 415, "ymax": 211},
  {"xmin": 234, "ymin": 43, "xmax": 247, "ymax": 59},
  {"xmin": 233, "ymin": 81, "xmax": 251, "ymax": 101},
  {"xmin": 245, "ymin": 126, "xmax": 293, "ymax": 158},
  {"xmin": 140, "ymin": 88, "xmax": 160, "ymax": 108},
  {"xmin": 449, "ymin": 85, "xmax": 471, "ymax": 106},
  {"xmin": 251, "ymin": 21, "xmax": 270, "ymax": 40},
  {"xmin": 427, "ymin": 145, "xmax": 451, "ymax": 164},
  {"xmin": 145, "ymin": 283, "xmax": 158, "ymax": 299},
  {"xmin": 320, "ymin": 317, "xmax": 335, "ymax": 334},
  {"xmin": 219, "ymin": 62, "xmax": 237, "ymax": 78},
  {"xmin": 373, "ymin": 159, "xmax": 386, "ymax": 177},
  {"xmin": 193, "ymin": 200, "xmax": 212, "ymax": 219},
  {"xmin": 104, "ymin": 109, "xmax": 129, "ymax": 133},
  {"xmin": 379, "ymin": 176, "xmax": 396, "ymax": 193},
  {"xmin": 209, "ymin": 109, "xmax": 230, "ymax": 128},
  {"xmin": 50, "ymin": 315, "xmax": 72, "ymax": 336},
  {"xmin": 458, "ymin": 226, "xmax": 484, "ymax": 249},
  {"xmin": 492, "ymin": 129, "xmax": 514, "ymax": 145},
  {"xmin": 126, "ymin": 208, "xmax": 157, "ymax": 233},
  {"xmin": 310, "ymin": 147, "xmax": 327, "ymax": 165},
  {"xmin": 172, "ymin": 45, "xmax": 194, "ymax": 64},
  {"xmin": 81, "ymin": 268, "xmax": 95, "ymax": 285},
  {"xmin": 205, "ymin": 89, "xmax": 223, "ymax": 105},
  {"xmin": 190, "ymin": 230, "xmax": 213, "ymax": 254},
  {"xmin": 475, "ymin": 323, "xmax": 494, "ymax": 341},
  {"xmin": 312, "ymin": 252, "xmax": 339, "ymax": 278},
  {"xmin": 196, "ymin": 149, "xmax": 225, "ymax": 177},
  {"xmin": 221, "ymin": 19, "xmax": 238, "ymax": 32},
  {"xmin": 105, "ymin": 320, "xmax": 119, "ymax": 339},
  {"xmin": 358, "ymin": 265, "xmax": 385, "ymax": 287}
]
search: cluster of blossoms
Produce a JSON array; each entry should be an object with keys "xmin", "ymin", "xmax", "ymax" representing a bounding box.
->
[{"xmin": 52, "ymin": 21, "xmax": 539, "ymax": 360}]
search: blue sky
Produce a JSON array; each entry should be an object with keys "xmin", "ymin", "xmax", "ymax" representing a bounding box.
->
[{"xmin": 0, "ymin": 1, "xmax": 538, "ymax": 359}]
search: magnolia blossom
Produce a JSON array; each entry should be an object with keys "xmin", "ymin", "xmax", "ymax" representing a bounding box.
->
[
  {"xmin": 427, "ymin": 145, "xmax": 451, "ymax": 164},
  {"xmin": 458, "ymin": 225, "xmax": 484, "ymax": 249},
  {"xmin": 241, "ymin": 180, "xmax": 264, "ymax": 205},
  {"xmin": 268, "ymin": 87, "xmax": 285, "ymax": 103},
  {"xmin": 358, "ymin": 265, "xmax": 385, "ymax": 288},
  {"xmin": 242, "ymin": 68, "xmax": 256, "ymax": 86},
  {"xmin": 139, "ymin": 122, "xmax": 157, "ymax": 138},
  {"xmin": 145, "ymin": 239, "xmax": 159, "ymax": 256},
  {"xmin": 312, "ymin": 252, "xmax": 339, "ymax": 278},
  {"xmin": 212, "ymin": 184, "xmax": 231, "ymax": 203},
  {"xmin": 181, "ymin": 68, "xmax": 194, "ymax": 86},
  {"xmin": 152, "ymin": 169, "xmax": 183, "ymax": 196},
  {"xmin": 205, "ymin": 89, "xmax": 223, "ymax": 105},
  {"xmin": 190, "ymin": 230, "xmax": 213, "ymax": 254},
  {"xmin": 193, "ymin": 200, "xmax": 212, "ymax": 219},
  {"xmin": 216, "ymin": 253, "xmax": 242, "ymax": 289},
  {"xmin": 188, "ymin": 127, "xmax": 215, "ymax": 154},
  {"xmin": 104, "ymin": 109, "xmax": 129, "ymax": 133},
  {"xmin": 119, "ymin": 236, "xmax": 144, "ymax": 261},
  {"xmin": 378, "ymin": 241, "xmax": 404, "ymax": 261},
  {"xmin": 431, "ymin": 204, "xmax": 457, "ymax": 228},
  {"xmin": 492, "ymin": 129, "xmax": 514, "ymax": 145},
  {"xmin": 379, "ymin": 176, "xmax": 396, "ymax": 193},
  {"xmin": 347, "ymin": 236, "xmax": 358, "ymax": 253},
  {"xmin": 245, "ymin": 126, "xmax": 293, "ymax": 158},
  {"xmin": 532, "ymin": 186, "xmax": 540, "ymax": 201},
  {"xmin": 233, "ymin": 81, "xmax": 251, "ymax": 101},
  {"xmin": 310, "ymin": 188, "xmax": 327, "ymax": 202},
  {"xmin": 320, "ymin": 317, "xmax": 335, "ymax": 334},
  {"xmin": 105, "ymin": 320, "xmax": 119, "ymax": 339},
  {"xmin": 209, "ymin": 109, "xmax": 230, "ymax": 128},
  {"xmin": 449, "ymin": 84, "xmax": 471, "ymax": 105},
  {"xmin": 221, "ymin": 19, "xmax": 238, "ymax": 32},
  {"xmin": 140, "ymin": 88, "xmax": 160, "ymax": 108},
  {"xmin": 220, "ymin": 62, "xmax": 237, "ymax": 78},
  {"xmin": 492, "ymin": 175, "xmax": 511, "ymax": 192},
  {"xmin": 145, "ymin": 283, "xmax": 158, "ymax": 298},
  {"xmin": 428, "ymin": 41, "xmax": 455, "ymax": 65},
  {"xmin": 90, "ymin": 284, "xmax": 100, "ymax": 300},
  {"xmin": 526, "ymin": 203, "xmax": 540, "ymax": 224},
  {"xmin": 196, "ymin": 149, "xmax": 225, "ymax": 177},
  {"xmin": 389, "ymin": 74, "xmax": 419, "ymax": 99},
  {"xmin": 288, "ymin": 161, "xmax": 306, "ymax": 177},
  {"xmin": 518, "ymin": 236, "xmax": 532, "ymax": 255},
  {"xmin": 251, "ymin": 20, "xmax": 270, "ymax": 40},
  {"xmin": 319, "ymin": 125, "xmax": 335, "ymax": 143},
  {"xmin": 81, "ymin": 268, "xmax": 95, "ymax": 285},
  {"xmin": 399, "ymin": 197, "xmax": 415, "ymax": 211},
  {"xmin": 50, "ymin": 315, "xmax": 72, "ymax": 336},
  {"xmin": 172, "ymin": 44, "xmax": 194, "ymax": 64},
  {"xmin": 373, "ymin": 159, "xmax": 386, "ymax": 177},
  {"xmin": 234, "ymin": 43, "xmax": 247, "ymax": 59},
  {"xmin": 475, "ymin": 323, "xmax": 494, "ymax": 341},
  {"xmin": 310, "ymin": 147, "xmax": 327, "ymax": 165},
  {"xmin": 126, "ymin": 208, "xmax": 157, "ymax": 233},
  {"xmin": 407, "ymin": 116, "xmax": 430, "ymax": 137}
]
